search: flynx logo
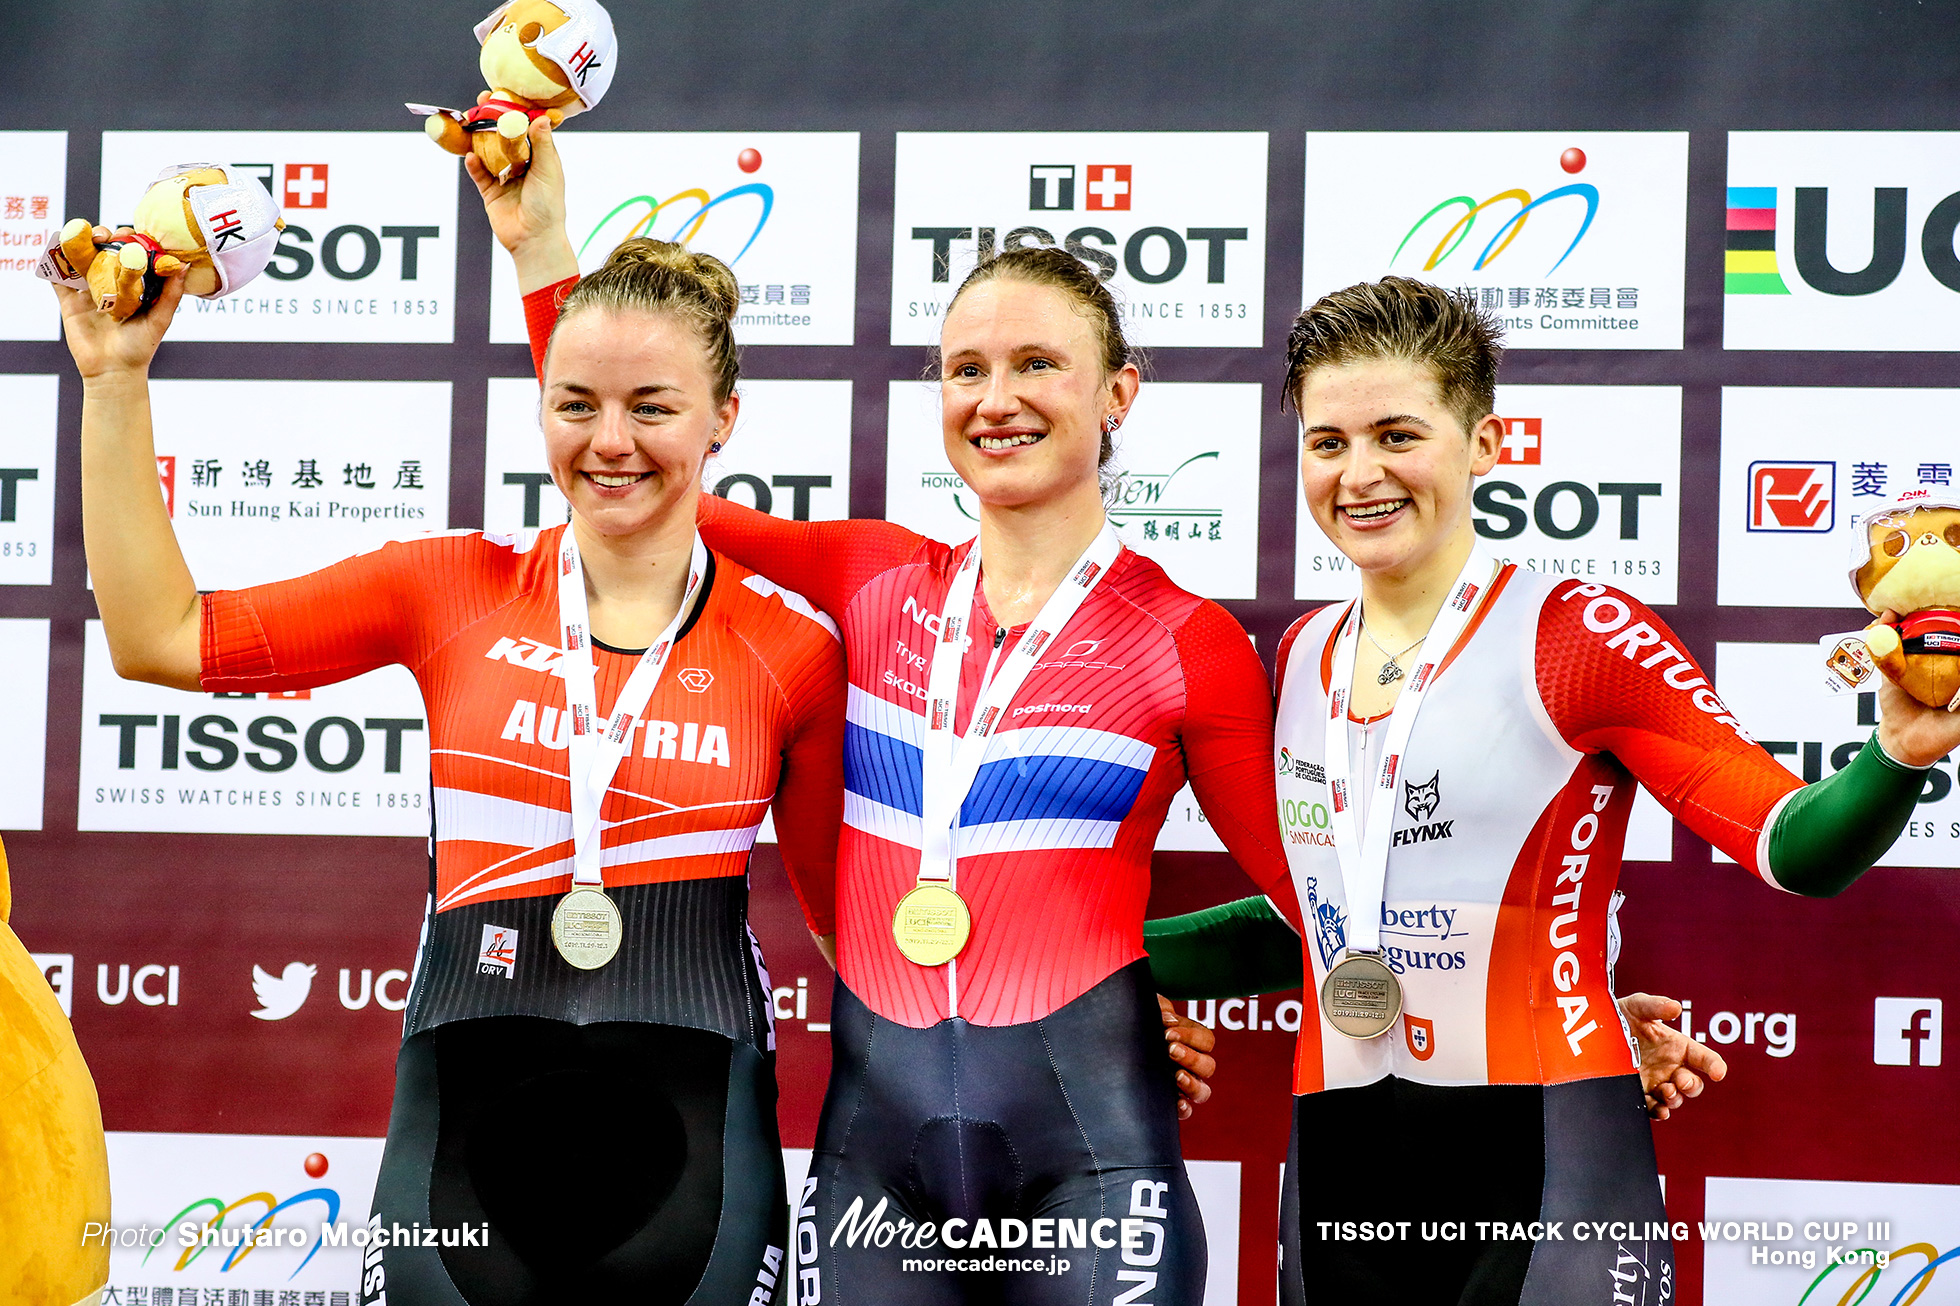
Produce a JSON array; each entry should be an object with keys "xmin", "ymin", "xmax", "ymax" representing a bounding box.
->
[
  {"xmin": 1726, "ymin": 182, "xmax": 1960, "ymax": 296},
  {"xmin": 1391, "ymin": 147, "xmax": 1599, "ymax": 276},
  {"xmin": 577, "ymin": 147, "xmax": 774, "ymax": 266}
]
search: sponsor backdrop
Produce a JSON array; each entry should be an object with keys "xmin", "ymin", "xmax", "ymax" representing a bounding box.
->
[{"xmin": 6, "ymin": 5, "xmax": 1960, "ymax": 1303}]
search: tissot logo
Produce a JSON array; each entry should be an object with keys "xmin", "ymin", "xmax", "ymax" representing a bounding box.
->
[
  {"xmin": 892, "ymin": 133, "xmax": 1267, "ymax": 348},
  {"xmin": 100, "ymin": 131, "xmax": 457, "ymax": 342},
  {"xmin": 1747, "ymin": 461, "xmax": 1835, "ymax": 532},
  {"xmin": 0, "ymin": 375, "xmax": 57, "ymax": 586}
]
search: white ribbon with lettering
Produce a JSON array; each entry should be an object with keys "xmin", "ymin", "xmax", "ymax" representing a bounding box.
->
[
  {"xmin": 556, "ymin": 528, "xmax": 709, "ymax": 888},
  {"xmin": 916, "ymin": 521, "xmax": 1124, "ymax": 885},
  {"xmin": 1322, "ymin": 548, "xmax": 1495, "ymax": 956}
]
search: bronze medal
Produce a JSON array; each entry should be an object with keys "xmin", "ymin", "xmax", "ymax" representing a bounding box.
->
[{"xmin": 1319, "ymin": 950, "xmax": 1403, "ymax": 1040}]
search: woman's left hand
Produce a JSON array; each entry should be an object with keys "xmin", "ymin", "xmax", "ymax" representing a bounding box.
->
[
  {"xmin": 1159, "ymin": 994, "xmax": 1217, "ymax": 1120},
  {"xmin": 1874, "ymin": 622, "xmax": 1960, "ymax": 768},
  {"xmin": 1619, "ymin": 992, "xmax": 1726, "ymax": 1121}
]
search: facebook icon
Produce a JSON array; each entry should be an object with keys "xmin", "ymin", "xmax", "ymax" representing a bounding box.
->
[{"xmin": 1873, "ymin": 998, "xmax": 1943, "ymax": 1067}]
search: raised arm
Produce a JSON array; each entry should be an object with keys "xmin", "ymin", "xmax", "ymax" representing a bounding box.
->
[{"xmin": 60, "ymin": 261, "xmax": 201, "ymax": 690}]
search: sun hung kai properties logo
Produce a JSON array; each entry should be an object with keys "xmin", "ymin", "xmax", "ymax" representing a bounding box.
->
[{"xmin": 1303, "ymin": 132, "xmax": 1688, "ymax": 350}]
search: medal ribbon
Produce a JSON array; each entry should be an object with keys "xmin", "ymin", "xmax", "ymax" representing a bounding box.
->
[
  {"xmin": 1322, "ymin": 549, "xmax": 1494, "ymax": 956},
  {"xmin": 916, "ymin": 521, "xmax": 1124, "ymax": 886},
  {"xmin": 556, "ymin": 528, "xmax": 710, "ymax": 890}
]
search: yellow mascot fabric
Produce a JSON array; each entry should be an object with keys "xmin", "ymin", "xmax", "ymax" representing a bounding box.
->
[{"xmin": 0, "ymin": 836, "xmax": 111, "ymax": 1306}]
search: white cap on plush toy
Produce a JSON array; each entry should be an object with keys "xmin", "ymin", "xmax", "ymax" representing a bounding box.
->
[
  {"xmin": 473, "ymin": 0, "xmax": 618, "ymax": 109},
  {"xmin": 1848, "ymin": 487, "xmax": 1960, "ymax": 607},
  {"xmin": 154, "ymin": 162, "xmax": 285, "ymax": 296}
]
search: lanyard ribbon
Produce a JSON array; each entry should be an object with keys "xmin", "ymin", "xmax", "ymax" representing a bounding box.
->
[
  {"xmin": 556, "ymin": 528, "xmax": 709, "ymax": 889},
  {"xmin": 1322, "ymin": 549, "xmax": 1494, "ymax": 955},
  {"xmin": 916, "ymin": 522, "xmax": 1124, "ymax": 885}
]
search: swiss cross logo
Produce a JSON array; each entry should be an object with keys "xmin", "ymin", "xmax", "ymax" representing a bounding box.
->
[
  {"xmin": 677, "ymin": 668, "xmax": 714, "ymax": 693},
  {"xmin": 1497, "ymin": 417, "xmax": 1542, "ymax": 465},
  {"xmin": 156, "ymin": 456, "xmax": 176, "ymax": 517},
  {"xmin": 1085, "ymin": 164, "xmax": 1132, "ymax": 211},
  {"xmin": 1747, "ymin": 461, "xmax": 1835, "ymax": 532},
  {"xmin": 282, "ymin": 163, "xmax": 329, "ymax": 209},
  {"xmin": 206, "ymin": 208, "xmax": 247, "ymax": 251}
]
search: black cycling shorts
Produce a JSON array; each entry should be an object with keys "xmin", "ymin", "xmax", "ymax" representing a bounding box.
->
[
  {"xmin": 1279, "ymin": 1072, "xmax": 1674, "ymax": 1306},
  {"xmin": 359, "ymin": 1016, "xmax": 788, "ymax": 1306},
  {"xmin": 800, "ymin": 960, "xmax": 1206, "ymax": 1305}
]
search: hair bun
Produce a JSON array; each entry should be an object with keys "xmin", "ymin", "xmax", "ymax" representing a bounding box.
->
[{"xmin": 599, "ymin": 237, "xmax": 740, "ymax": 323}]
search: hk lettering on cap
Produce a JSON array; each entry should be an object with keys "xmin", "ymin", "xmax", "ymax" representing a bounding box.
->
[
  {"xmin": 472, "ymin": 0, "xmax": 618, "ymax": 110},
  {"xmin": 162, "ymin": 163, "xmax": 285, "ymax": 296}
]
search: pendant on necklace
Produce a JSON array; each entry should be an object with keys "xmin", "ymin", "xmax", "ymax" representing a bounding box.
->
[{"xmin": 1377, "ymin": 659, "xmax": 1404, "ymax": 686}]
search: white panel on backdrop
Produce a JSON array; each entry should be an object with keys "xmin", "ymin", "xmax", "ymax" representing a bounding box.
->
[
  {"xmin": 1294, "ymin": 384, "xmax": 1683, "ymax": 604},
  {"xmin": 781, "ymin": 1149, "xmax": 1241, "ymax": 1306},
  {"xmin": 99, "ymin": 133, "xmax": 458, "ymax": 342},
  {"xmin": 1302, "ymin": 133, "xmax": 1688, "ymax": 350},
  {"xmin": 103, "ymin": 1132, "xmax": 383, "ymax": 1301},
  {"xmin": 1725, "ymin": 133, "xmax": 1960, "ymax": 351},
  {"xmin": 79, "ymin": 622, "xmax": 431, "ymax": 836},
  {"xmin": 144, "ymin": 379, "xmax": 450, "ymax": 591},
  {"xmin": 0, "ymin": 619, "xmax": 49, "ymax": 830},
  {"xmin": 884, "ymin": 380, "xmax": 1263, "ymax": 599},
  {"xmin": 1704, "ymin": 1176, "xmax": 1960, "ymax": 1304},
  {"xmin": 487, "ymin": 133, "xmax": 860, "ymax": 346},
  {"xmin": 0, "ymin": 131, "xmax": 65, "ymax": 340},
  {"xmin": 891, "ymin": 133, "xmax": 1269, "ymax": 349},
  {"xmin": 1718, "ymin": 387, "xmax": 1955, "ymax": 608},
  {"xmin": 0, "ymin": 373, "xmax": 58, "ymax": 585},
  {"xmin": 1713, "ymin": 642, "xmax": 1956, "ymax": 867},
  {"xmin": 482, "ymin": 377, "xmax": 854, "ymax": 534}
]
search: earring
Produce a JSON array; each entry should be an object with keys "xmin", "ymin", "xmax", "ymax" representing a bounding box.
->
[
  {"xmin": 710, "ymin": 431, "xmax": 723, "ymax": 454},
  {"xmin": 1103, "ymin": 415, "xmax": 1120, "ymax": 435}
]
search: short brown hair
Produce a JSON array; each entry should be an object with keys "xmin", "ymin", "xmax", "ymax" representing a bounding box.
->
[
  {"xmin": 1282, "ymin": 276, "xmax": 1502, "ymax": 435},
  {"xmin": 944, "ymin": 246, "xmax": 1133, "ymax": 474},
  {"xmin": 549, "ymin": 237, "xmax": 742, "ymax": 404}
]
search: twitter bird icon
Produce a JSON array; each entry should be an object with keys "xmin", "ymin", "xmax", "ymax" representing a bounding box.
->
[{"xmin": 251, "ymin": 962, "xmax": 318, "ymax": 1021}]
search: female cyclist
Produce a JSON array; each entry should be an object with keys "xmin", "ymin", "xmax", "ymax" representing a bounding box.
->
[
  {"xmin": 61, "ymin": 234, "xmax": 845, "ymax": 1304},
  {"xmin": 1146, "ymin": 277, "xmax": 1960, "ymax": 1305},
  {"xmin": 487, "ymin": 120, "xmax": 1293, "ymax": 1304}
]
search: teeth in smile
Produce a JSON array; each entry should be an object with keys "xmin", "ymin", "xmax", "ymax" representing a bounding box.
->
[
  {"xmin": 589, "ymin": 473, "xmax": 643, "ymax": 488},
  {"xmin": 1344, "ymin": 500, "xmax": 1407, "ymax": 520},
  {"xmin": 978, "ymin": 433, "xmax": 1043, "ymax": 450}
]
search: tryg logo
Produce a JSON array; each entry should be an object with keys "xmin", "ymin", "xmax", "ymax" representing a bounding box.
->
[
  {"xmin": 1750, "ymin": 185, "xmax": 1960, "ymax": 296},
  {"xmin": 1874, "ymin": 998, "xmax": 1942, "ymax": 1067},
  {"xmin": 1747, "ymin": 461, "xmax": 1835, "ymax": 532},
  {"xmin": 1394, "ymin": 771, "xmax": 1454, "ymax": 846},
  {"xmin": 96, "ymin": 710, "xmax": 423, "ymax": 773},
  {"xmin": 1475, "ymin": 480, "xmax": 1662, "ymax": 542},
  {"xmin": 1028, "ymin": 163, "xmax": 1132, "ymax": 212}
]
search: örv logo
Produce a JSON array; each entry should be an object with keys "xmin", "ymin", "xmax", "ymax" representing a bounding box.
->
[
  {"xmin": 1748, "ymin": 461, "xmax": 1835, "ymax": 531},
  {"xmin": 1029, "ymin": 164, "xmax": 1132, "ymax": 212},
  {"xmin": 479, "ymin": 925, "xmax": 518, "ymax": 978}
]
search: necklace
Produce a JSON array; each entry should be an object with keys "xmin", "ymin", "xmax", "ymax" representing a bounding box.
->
[{"xmin": 1361, "ymin": 621, "xmax": 1426, "ymax": 686}]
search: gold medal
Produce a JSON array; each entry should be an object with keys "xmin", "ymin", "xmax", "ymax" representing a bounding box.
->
[
  {"xmin": 551, "ymin": 885, "xmax": 623, "ymax": 970},
  {"xmin": 891, "ymin": 882, "xmax": 972, "ymax": 967},
  {"xmin": 1319, "ymin": 951, "xmax": 1403, "ymax": 1040}
]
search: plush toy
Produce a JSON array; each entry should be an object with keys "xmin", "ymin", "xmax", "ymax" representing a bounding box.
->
[
  {"xmin": 0, "ymin": 837, "xmax": 111, "ymax": 1306},
  {"xmin": 1851, "ymin": 489, "xmax": 1960, "ymax": 710},
  {"xmin": 407, "ymin": 0, "xmax": 618, "ymax": 182},
  {"xmin": 35, "ymin": 163, "xmax": 284, "ymax": 321}
]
